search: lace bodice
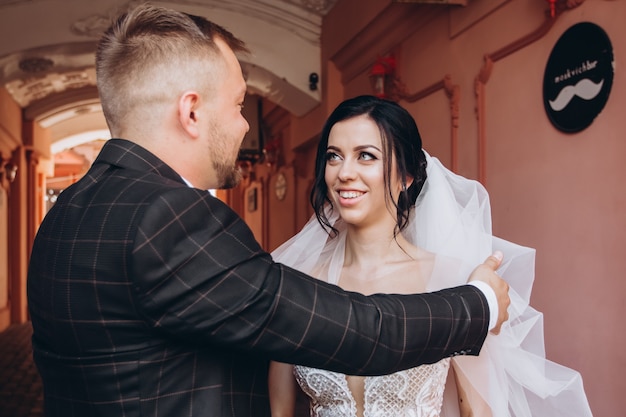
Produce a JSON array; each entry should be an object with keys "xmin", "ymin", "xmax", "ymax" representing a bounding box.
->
[{"xmin": 294, "ymin": 359, "xmax": 450, "ymax": 417}]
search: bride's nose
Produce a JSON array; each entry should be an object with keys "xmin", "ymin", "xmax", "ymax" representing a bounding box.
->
[{"xmin": 337, "ymin": 160, "xmax": 357, "ymax": 182}]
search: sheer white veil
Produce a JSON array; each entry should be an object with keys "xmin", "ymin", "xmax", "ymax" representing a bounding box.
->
[{"xmin": 272, "ymin": 152, "xmax": 593, "ymax": 417}]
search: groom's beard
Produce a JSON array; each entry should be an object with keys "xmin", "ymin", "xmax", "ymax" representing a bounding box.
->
[{"xmin": 214, "ymin": 160, "xmax": 242, "ymax": 189}]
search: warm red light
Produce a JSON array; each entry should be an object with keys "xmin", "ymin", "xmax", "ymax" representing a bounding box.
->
[{"xmin": 370, "ymin": 56, "xmax": 396, "ymax": 98}]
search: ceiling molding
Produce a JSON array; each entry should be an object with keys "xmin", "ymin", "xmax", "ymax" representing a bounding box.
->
[
  {"xmin": 0, "ymin": 0, "xmax": 339, "ymax": 140},
  {"xmin": 24, "ymin": 86, "xmax": 100, "ymax": 123},
  {"xmin": 331, "ymin": 3, "xmax": 443, "ymax": 84}
]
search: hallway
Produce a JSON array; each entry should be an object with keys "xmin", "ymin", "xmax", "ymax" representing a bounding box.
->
[{"xmin": 0, "ymin": 323, "xmax": 43, "ymax": 417}]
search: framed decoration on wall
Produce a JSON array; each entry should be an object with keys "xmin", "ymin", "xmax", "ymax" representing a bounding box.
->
[{"xmin": 543, "ymin": 22, "xmax": 614, "ymax": 133}]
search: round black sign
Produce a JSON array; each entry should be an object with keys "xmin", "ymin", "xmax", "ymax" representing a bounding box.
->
[{"xmin": 543, "ymin": 22, "xmax": 614, "ymax": 133}]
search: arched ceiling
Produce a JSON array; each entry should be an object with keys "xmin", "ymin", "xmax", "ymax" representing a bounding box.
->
[{"xmin": 0, "ymin": 0, "xmax": 338, "ymax": 151}]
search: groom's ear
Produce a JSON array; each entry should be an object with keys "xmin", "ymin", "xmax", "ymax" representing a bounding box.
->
[{"xmin": 178, "ymin": 90, "xmax": 201, "ymax": 138}]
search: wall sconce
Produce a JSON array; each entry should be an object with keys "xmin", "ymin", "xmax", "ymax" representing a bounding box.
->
[
  {"xmin": 262, "ymin": 137, "xmax": 281, "ymax": 168},
  {"xmin": 237, "ymin": 159, "xmax": 253, "ymax": 180},
  {"xmin": 369, "ymin": 55, "xmax": 414, "ymax": 101},
  {"xmin": 369, "ymin": 55, "xmax": 397, "ymax": 99},
  {"xmin": 0, "ymin": 162, "xmax": 18, "ymax": 184}
]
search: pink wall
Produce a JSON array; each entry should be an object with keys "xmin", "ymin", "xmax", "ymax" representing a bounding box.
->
[
  {"xmin": 305, "ymin": 0, "xmax": 623, "ymax": 414},
  {"xmin": 484, "ymin": 4, "xmax": 625, "ymax": 415},
  {"xmin": 401, "ymin": 2, "xmax": 622, "ymax": 415}
]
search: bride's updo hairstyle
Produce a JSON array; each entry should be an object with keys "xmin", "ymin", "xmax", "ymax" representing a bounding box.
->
[{"xmin": 311, "ymin": 95, "xmax": 427, "ymax": 237}]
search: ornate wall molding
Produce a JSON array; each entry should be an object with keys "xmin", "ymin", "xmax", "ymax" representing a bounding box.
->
[{"xmin": 398, "ymin": 74, "xmax": 461, "ymax": 171}]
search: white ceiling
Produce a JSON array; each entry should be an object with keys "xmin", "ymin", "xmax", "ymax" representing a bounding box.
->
[{"xmin": 0, "ymin": 0, "xmax": 338, "ymax": 151}]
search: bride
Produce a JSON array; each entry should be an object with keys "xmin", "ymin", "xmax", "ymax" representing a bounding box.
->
[{"xmin": 268, "ymin": 95, "xmax": 592, "ymax": 417}]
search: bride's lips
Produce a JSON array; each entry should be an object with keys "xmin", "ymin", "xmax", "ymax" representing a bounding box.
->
[{"xmin": 335, "ymin": 189, "xmax": 365, "ymax": 206}]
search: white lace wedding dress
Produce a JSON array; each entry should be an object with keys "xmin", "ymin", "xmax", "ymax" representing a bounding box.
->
[
  {"xmin": 294, "ymin": 359, "xmax": 450, "ymax": 417},
  {"xmin": 272, "ymin": 154, "xmax": 593, "ymax": 417}
]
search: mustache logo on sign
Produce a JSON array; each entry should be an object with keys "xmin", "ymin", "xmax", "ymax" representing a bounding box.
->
[
  {"xmin": 548, "ymin": 78, "xmax": 605, "ymax": 111},
  {"xmin": 543, "ymin": 22, "xmax": 613, "ymax": 132}
]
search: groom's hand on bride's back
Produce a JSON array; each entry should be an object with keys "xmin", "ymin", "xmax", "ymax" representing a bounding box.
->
[{"xmin": 469, "ymin": 251, "xmax": 510, "ymax": 335}]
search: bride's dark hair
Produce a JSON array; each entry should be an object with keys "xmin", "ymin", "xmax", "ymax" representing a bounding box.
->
[{"xmin": 311, "ymin": 95, "xmax": 427, "ymax": 237}]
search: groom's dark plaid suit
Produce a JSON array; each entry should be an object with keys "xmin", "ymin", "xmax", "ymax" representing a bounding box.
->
[{"xmin": 27, "ymin": 139, "xmax": 489, "ymax": 417}]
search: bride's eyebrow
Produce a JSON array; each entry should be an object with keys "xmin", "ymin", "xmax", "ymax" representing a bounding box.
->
[
  {"xmin": 326, "ymin": 144, "xmax": 382, "ymax": 153},
  {"xmin": 354, "ymin": 145, "xmax": 382, "ymax": 152}
]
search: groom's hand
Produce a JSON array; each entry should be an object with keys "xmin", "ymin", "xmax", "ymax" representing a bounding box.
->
[{"xmin": 469, "ymin": 251, "xmax": 510, "ymax": 335}]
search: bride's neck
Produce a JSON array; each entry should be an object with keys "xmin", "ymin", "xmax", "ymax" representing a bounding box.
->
[{"xmin": 343, "ymin": 223, "xmax": 412, "ymax": 268}]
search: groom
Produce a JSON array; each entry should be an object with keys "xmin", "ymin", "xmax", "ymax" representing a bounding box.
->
[{"xmin": 26, "ymin": 4, "xmax": 510, "ymax": 417}]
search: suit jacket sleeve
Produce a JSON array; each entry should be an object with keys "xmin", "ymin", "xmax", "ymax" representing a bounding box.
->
[{"xmin": 132, "ymin": 187, "xmax": 489, "ymax": 376}]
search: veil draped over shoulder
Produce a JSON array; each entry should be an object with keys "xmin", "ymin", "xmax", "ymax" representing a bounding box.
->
[{"xmin": 271, "ymin": 153, "xmax": 593, "ymax": 417}]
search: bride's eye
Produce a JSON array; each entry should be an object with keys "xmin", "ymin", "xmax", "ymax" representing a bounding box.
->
[
  {"xmin": 325, "ymin": 152, "xmax": 341, "ymax": 162},
  {"xmin": 359, "ymin": 151, "xmax": 376, "ymax": 161}
]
